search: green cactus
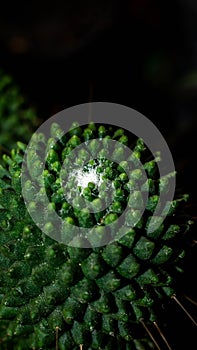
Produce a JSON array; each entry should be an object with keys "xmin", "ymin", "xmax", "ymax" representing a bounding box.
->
[
  {"xmin": 0, "ymin": 69, "xmax": 38, "ymax": 155},
  {"xmin": 0, "ymin": 121, "xmax": 194, "ymax": 349}
]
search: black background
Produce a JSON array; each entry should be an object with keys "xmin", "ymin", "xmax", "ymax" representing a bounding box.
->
[{"xmin": 0, "ymin": 1, "xmax": 196, "ymax": 349}]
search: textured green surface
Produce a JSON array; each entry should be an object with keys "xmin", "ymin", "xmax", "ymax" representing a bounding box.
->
[
  {"xmin": 0, "ymin": 69, "xmax": 38, "ymax": 153},
  {"xmin": 0, "ymin": 122, "xmax": 192, "ymax": 349}
]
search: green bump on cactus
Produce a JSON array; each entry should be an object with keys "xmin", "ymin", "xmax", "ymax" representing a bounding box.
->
[{"xmin": 0, "ymin": 121, "xmax": 194, "ymax": 350}]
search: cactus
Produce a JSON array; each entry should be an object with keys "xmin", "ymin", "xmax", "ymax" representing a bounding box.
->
[
  {"xmin": 0, "ymin": 69, "xmax": 38, "ymax": 155},
  {"xmin": 0, "ymin": 121, "xmax": 194, "ymax": 350}
]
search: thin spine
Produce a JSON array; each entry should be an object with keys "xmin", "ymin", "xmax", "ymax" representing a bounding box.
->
[
  {"xmin": 153, "ymin": 321, "xmax": 173, "ymax": 350},
  {"xmin": 184, "ymin": 294, "xmax": 197, "ymax": 307},
  {"xmin": 172, "ymin": 295, "xmax": 197, "ymax": 327},
  {"xmin": 140, "ymin": 319, "xmax": 161, "ymax": 350},
  {"xmin": 55, "ymin": 326, "xmax": 60, "ymax": 350}
]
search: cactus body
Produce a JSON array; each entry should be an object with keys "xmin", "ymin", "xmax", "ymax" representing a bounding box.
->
[
  {"xmin": 0, "ymin": 70, "xmax": 38, "ymax": 154},
  {"xmin": 0, "ymin": 121, "xmax": 192, "ymax": 349}
]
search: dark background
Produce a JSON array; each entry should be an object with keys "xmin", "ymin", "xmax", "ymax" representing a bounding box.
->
[
  {"xmin": 0, "ymin": 0, "xmax": 196, "ymax": 348},
  {"xmin": 0, "ymin": 1, "xmax": 197, "ymax": 193}
]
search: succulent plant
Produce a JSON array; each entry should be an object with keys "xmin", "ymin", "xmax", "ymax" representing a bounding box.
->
[
  {"xmin": 0, "ymin": 121, "xmax": 194, "ymax": 350},
  {"xmin": 0, "ymin": 69, "xmax": 38, "ymax": 154}
]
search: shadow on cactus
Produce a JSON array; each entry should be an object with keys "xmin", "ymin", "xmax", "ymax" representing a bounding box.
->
[
  {"xmin": 0, "ymin": 69, "xmax": 38, "ymax": 156},
  {"xmin": 0, "ymin": 120, "xmax": 196, "ymax": 349}
]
